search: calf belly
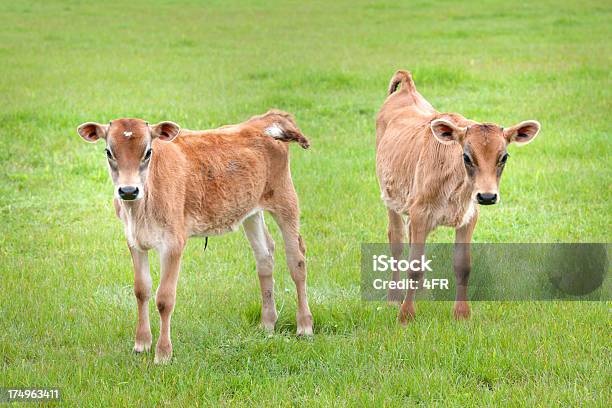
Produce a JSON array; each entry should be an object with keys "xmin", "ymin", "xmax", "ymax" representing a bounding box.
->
[{"xmin": 187, "ymin": 207, "xmax": 262, "ymax": 237}]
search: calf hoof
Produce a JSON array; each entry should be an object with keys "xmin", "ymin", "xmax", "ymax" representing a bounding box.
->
[
  {"xmin": 398, "ymin": 302, "xmax": 416, "ymax": 326},
  {"xmin": 296, "ymin": 313, "xmax": 314, "ymax": 337},
  {"xmin": 261, "ymin": 310, "xmax": 278, "ymax": 334},
  {"xmin": 133, "ymin": 331, "xmax": 152, "ymax": 353},
  {"xmin": 453, "ymin": 301, "xmax": 471, "ymax": 320},
  {"xmin": 154, "ymin": 342, "xmax": 173, "ymax": 365},
  {"xmin": 261, "ymin": 321, "xmax": 276, "ymax": 335},
  {"xmin": 133, "ymin": 340, "xmax": 152, "ymax": 354}
]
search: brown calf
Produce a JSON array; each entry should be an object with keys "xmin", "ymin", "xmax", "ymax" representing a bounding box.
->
[
  {"xmin": 77, "ymin": 110, "xmax": 313, "ymax": 363},
  {"xmin": 376, "ymin": 70, "xmax": 540, "ymax": 324}
]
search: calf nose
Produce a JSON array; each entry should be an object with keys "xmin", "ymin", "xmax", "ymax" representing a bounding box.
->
[
  {"xmin": 118, "ymin": 185, "xmax": 139, "ymax": 200},
  {"xmin": 476, "ymin": 192, "xmax": 497, "ymax": 205}
]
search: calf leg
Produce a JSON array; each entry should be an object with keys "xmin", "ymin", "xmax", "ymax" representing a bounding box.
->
[
  {"xmin": 399, "ymin": 212, "xmax": 430, "ymax": 325},
  {"xmin": 453, "ymin": 211, "xmax": 478, "ymax": 320},
  {"xmin": 154, "ymin": 240, "xmax": 185, "ymax": 364},
  {"xmin": 243, "ymin": 211, "xmax": 278, "ymax": 332},
  {"xmin": 129, "ymin": 246, "xmax": 152, "ymax": 353},
  {"xmin": 387, "ymin": 209, "xmax": 406, "ymax": 303},
  {"xmin": 271, "ymin": 205, "xmax": 313, "ymax": 336}
]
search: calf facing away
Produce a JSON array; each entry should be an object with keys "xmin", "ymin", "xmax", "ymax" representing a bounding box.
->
[
  {"xmin": 376, "ymin": 70, "xmax": 540, "ymax": 324},
  {"xmin": 77, "ymin": 110, "xmax": 313, "ymax": 363}
]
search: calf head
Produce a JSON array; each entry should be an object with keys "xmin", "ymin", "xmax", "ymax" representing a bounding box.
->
[
  {"xmin": 77, "ymin": 118, "xmax": 180, "ymax": 201},
  {"xmin": 430, "ymin": 118, "xmax": 540, "ymax": 205}
]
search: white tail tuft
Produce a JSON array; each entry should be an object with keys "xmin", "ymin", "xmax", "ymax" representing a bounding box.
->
[
  {"xmin": 263, "ymin": 120, "xmax": 310, "ymax": 149},
  {"xmin": 265, "ymin": 123, "xmax": 284, "ymax": 138}
]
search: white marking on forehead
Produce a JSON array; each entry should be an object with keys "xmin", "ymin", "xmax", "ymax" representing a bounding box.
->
[
  {"xmin": 123, "ymin": 131, "xmax": 133, "ymax": 138},
  {"xmin": 265, "ymin": 123, "xmax": 283, "ymax": 138}
]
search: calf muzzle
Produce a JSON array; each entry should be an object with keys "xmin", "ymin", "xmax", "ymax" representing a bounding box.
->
[
  {"xmin": 476, "ymin": 192, "xmax": 497, "ymax": 205},
  {"xmin": 118, "ymin": 185, "xmax": 139, "ymax": 201}
]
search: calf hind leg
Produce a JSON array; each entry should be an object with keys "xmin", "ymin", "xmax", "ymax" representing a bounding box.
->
[
  {"xmin": 271, "ymin": 206, "xmax": 313, "ymax": 336},
  {"xmin": 387, "ymin": 209, "xmax": 406, "ymax": 304},
  {"xmin": 243, "ymin": 211, "xmax": 278, "ymax": 332}
]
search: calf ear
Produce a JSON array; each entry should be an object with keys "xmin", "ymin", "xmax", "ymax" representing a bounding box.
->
[
  {"xmin": 430, "ymin": 119, "xmax": 467, "ymax": 145},
  {"xmin": 504, "ymin": 120, "xmax": 540, "ymax": 145},
  {"xmin": 151, "ymin": 121, "xmax": 180, "ymax": 142},
  {"xmin": 77, "ymin": 122, "xmax": 108, "ymax": 143}
]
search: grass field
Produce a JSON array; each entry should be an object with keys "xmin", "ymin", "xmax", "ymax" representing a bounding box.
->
[{"xmin": 1, "ymin": 0, "xmax": 610, "ymax": 406}]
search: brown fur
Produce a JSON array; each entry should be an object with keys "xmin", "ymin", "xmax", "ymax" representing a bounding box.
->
[
  {"xmin": 78, "ymin": 110, "xmax": 314, "ymax": 363},
  {"xmin": 376, "ymin": 70, "xmax": 540, "ymax": 323}
]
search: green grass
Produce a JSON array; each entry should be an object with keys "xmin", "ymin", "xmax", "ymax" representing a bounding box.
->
[{"xmin": 1, "ymin": 0, "xmax": 611, "ymax": 406}]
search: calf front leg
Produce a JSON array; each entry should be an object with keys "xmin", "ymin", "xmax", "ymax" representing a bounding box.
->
[
  {"xmin": 453, "ymin": 211, "xmax": 478, "ymax": 320},
  {"xmin": 271, "ymin": 208, "xmax": 313, "ymax": 336},
  {"xmin": 129, "ymin": 246, "xmax": 152, "ymax": 353},
  {"xmin": 154, "ymin": 240, "xmax": 185, "ymax": 364}
]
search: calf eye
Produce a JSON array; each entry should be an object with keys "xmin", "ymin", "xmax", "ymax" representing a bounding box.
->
[
  {"xmin": 500, "ymin": 153, "xmax": 509, "ymax": 165},
  {"xmin": 143, "ymin": 149, "xmax": 152, "ymax": 161},
  {"xmin": 463, "ymin": 153, "xmax": 472, "ymax": 166},
  {"xmin": 105, "ymin": 148, "xmax": 113, "ymax": 160}
]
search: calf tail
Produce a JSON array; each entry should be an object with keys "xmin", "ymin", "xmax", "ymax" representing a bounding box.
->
[
  {"xmin": 265, "ymin": 123, "xmax": 310, "ymax": 149},
  {"xmin": 387, "ymin": 70, "xmax": 416, "ymax": 95}
]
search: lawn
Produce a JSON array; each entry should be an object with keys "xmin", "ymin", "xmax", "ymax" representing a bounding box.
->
[{"xmin": 0, "ymin": 0, "xmax": 610, "ymax": 406}]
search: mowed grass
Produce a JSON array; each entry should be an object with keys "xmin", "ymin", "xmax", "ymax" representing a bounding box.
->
[{"xmin": 0, "ymin": 0, "xmax": 610, "ymax": 406}]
